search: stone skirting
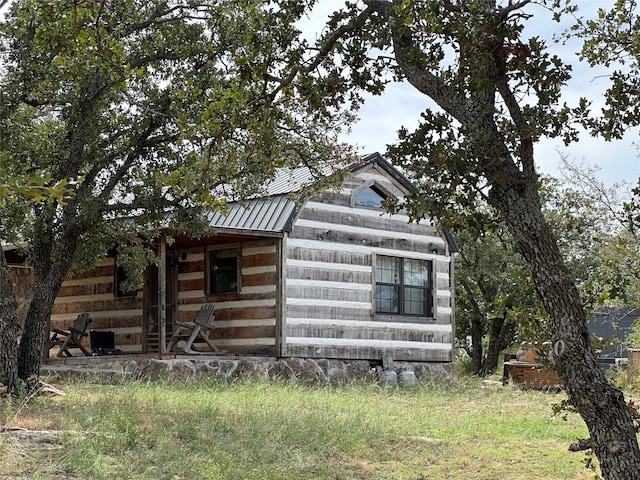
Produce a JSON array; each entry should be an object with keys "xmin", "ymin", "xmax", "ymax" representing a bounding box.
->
[{"xmin": 42, "ymin": 356, "xmax": 454, "ymax": 385}]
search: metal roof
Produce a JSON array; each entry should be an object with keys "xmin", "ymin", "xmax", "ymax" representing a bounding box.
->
[
  {"xmin": 261, "ymin": 153, "xmax": 414, "ymax": 195},
  {"xmin": 204, "ymin": 153, "xmax": 419, "ymax": 236},
  {"xmin": 265, "ymin": 165, "xmax": 320, "ymax": 196},
  {"xmin": 205, "ymin": 193, "xmax": 297, "ymax": 236},
  {"xmin": 205, "ymin": 162, "xmax": 336, "ymax": 235}
]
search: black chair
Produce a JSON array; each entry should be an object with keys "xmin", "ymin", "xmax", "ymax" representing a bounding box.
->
[{"xmin": 50, "ymin": 313, "xmax": 92, "ymax": 357}]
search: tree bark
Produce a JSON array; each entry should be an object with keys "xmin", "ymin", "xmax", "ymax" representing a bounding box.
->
[
  {"xmin": 17, "ymin": 285, "xmax": 58, "ymax": 382},
  {"xmin": 469, "ymin": 316, "xmax": 484, "ymax": 376},
  {"xmin": 0, "ymin": 249, "xmax": 19, "ymax": 392},
  {"xmin": 18, "ymin": 234, "xmax": 76, "ymax": 381},
  {"xmin": 481, "ymin": 315, "xmax": 509, "ymax": 376}
]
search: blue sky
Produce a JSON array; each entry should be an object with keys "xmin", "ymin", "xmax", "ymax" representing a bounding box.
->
[{"xmin": 305, "ymin": 1, "xmax": 640, "ymax": 188}]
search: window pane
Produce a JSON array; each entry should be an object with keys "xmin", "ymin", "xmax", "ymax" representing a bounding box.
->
[
  {"xmin": 210, "ymin": 248, "xmax": 238, "ymax": 294},
  {"xmin": 376, "ymin": 256, "xmax": 400, "ymax": 284},
  {"xmin": 355, "ymin": 187, "xmax": 385, "ymax": 208},
  {"xmin": 376, "ymin": 285, "xmax": 399, "ymax": 314},
  {"xmin": 115, "ymin": 265, "xmax": 136, "ymax": 297},
  {"xmin": 375, "ymin": 256, "xmax": 433, "ymax": 317},
  {"xmin": 404, "ymin": 286, "xmax": 426, "ymax": 316},
  {"xmin": 404, "ymin": 258, "xmax": 429, "ymax": 287}
]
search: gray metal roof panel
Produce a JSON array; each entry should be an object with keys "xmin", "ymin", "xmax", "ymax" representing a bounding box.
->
[
  {"xmin": 263, "ymin": 153, "xmax": 404, "ymax": 196},
  {"xmin": 206, "ymin": 194, "xmax": 297, "ymax": 234},
  {"xmin": 265, "ymin": 165, "xmax": 320, "ymax": 196}
]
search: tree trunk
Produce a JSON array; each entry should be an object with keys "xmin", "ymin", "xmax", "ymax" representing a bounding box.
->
[
  {"xmin": 17, "ymin": 284, "xmax": 59, "ymax": 381},
  {"xmin": 0, "ymin": 249, "xmax": 19, "ymax": 392},
  {"xmin": 481, "ymin": 315, "xmax": 508, "ymax": 376},
  {"xmin": 469, "ymin": 315, "xmax": 484, "ymax": 376},
  {"xmin": 18, "ymin": 235, "xmax": 75, "ymax": 381},
  {"xmin": 491, "ymin": 177, "xmax": 640, "ymax": 478},
  {"xmin": 380, "ymin": 0, "xmax": 640, "ymax": 472}
]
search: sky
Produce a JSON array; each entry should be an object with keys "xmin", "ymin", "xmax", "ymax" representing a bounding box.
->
[{"xmin": 303, "ymin": 1, "xmax": 640, "ymax": 188}]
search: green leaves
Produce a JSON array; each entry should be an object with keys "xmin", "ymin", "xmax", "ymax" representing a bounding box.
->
[
  {"xmin": 574, "ymin": 1, "xmax": 640, "ymax": 138},
  {"xmin": 0, "ymin": 0, "xmax": 358, "ymax": 275},
  {"xmin": 542, "ymin": 161, "xmax": 640, "ymax": 311},
  {"xmin": 452, "ymin": 200, "xmax": 548, "ymax": 375},
  {"xmin": 0, "ymin": 175, "xmax": 73, "ymax": 205}
]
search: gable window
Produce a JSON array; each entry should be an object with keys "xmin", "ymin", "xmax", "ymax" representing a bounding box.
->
[
  {"xmin": 354, "ymin": 186, "xmax": 387, "ymax": 208},
  {"xmin": 375, "ymin": 255, "xmax": 432, "ymax": 316},
  {"xmin": 207, "ymin": 247, "xmax": 240, "ymax": 295}
]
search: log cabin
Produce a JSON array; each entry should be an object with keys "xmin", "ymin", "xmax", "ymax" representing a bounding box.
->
[{"xmin": 7, "ymin": 153, "xmax": 458, "ymax": 367}]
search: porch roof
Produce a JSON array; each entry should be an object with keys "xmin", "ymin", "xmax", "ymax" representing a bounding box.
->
[{"xmin": 205, "ymin": 193, "xmax": 297, "ymax": 236}]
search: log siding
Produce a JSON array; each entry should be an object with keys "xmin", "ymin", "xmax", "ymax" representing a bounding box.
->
[
  {"xmin": 51, "ymin": 258, "xmax": 144, "ymax": 353},
  {"xmin": 50, "ymin": 238, "xmax": 281, "ymax": 355},
  {"xmin": 283, "ymin": 165, "xmax": 454, "ymax": 362},
  {"xmin": 175, "ymin": 238, "xmax": 279, "ymax": 355}
]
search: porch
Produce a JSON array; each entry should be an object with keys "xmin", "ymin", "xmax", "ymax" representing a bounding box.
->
[{"xmin": 47, "ymin": 233, "xmax": 283, "ymax": 359}]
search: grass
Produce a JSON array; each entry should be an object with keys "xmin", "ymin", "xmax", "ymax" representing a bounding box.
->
[{"xmin": 0, "ymin": 375, "xmax": 598, "ymax": 480}]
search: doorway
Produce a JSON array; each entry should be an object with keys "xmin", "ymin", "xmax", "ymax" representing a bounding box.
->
[{"xmin": 143, "ymin": 253, "xmax": 177, "ymax": 354}]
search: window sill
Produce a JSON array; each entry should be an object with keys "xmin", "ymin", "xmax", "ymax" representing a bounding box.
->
[{"xmin": 373, "ymin": 314, "xmax": 435, "ymax": 324}]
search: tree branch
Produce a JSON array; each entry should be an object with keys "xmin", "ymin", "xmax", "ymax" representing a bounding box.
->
[
  {"xmin": 495, "ymin": 74, "xmax": 535, "ymax": 175},
  {"xmin": 569, "ymin": 438, "xmax": 595, "ymax": 452},
  {"xmin": 496, "ymin": 1, "xmax": 532, "ymax": 19},
  {"xmin": 264, "ymin": 3, "xmax": 378, "ymax": 103}
]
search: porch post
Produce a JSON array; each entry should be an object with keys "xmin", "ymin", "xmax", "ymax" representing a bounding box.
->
[
  {"xmin": 158, "ymin": 233, "xmax": 167, "ymax": 357},
  {"xmin": 276, "ymin": 235, "xmax": 287, "ymax": 358}
]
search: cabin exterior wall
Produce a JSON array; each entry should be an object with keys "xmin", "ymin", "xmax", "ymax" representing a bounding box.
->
[
  {"xmin": 51, "ymin": 258, "xmax": 144, "ymax": 353},
  {"xmin": 9, "ymin": 267, "xmax": 33, "ymax": 326},
  {"xmin": 47, "ymin": 237, "xmax": 280, "ymax": 356},
  {"xmin": 282, "ymin": 165, "xmax": 454, "ymax": 362},
  {"xmin": 175, "ymin": 237, "xmax": 279, "ymax": 356},
  {"xmin": 12, "ymin": 155, "xmax": 456, "ymax": 365}
]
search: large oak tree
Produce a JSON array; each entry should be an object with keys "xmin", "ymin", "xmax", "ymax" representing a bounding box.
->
[
  {"xmin": 454, "ymin": 216, "xmax": 546, "ymax": 377},
  {"xmin": 0, "ymin": 0, "xmax": 354, "ymax": 387},
  {"xmin": 455, "ymin": 168, "xmax": 633, "ymax": 378}
]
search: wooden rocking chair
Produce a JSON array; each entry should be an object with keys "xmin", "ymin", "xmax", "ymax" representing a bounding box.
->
[
  {"xmin": 50, "ymin": 313, "xmax": 92, "ymax": 357},
  {"xmin": 166, "ymin": 304, "xmax": 224, "ymax": 354}
]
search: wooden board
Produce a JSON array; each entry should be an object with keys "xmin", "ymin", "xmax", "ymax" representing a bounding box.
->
[
  {"xmin": 286, "ymin": 343, "xmax": 452, "ymax": 362},
  {"xmin": 506, "ymin": 362, "xmax": 562, "ymax": 389}
]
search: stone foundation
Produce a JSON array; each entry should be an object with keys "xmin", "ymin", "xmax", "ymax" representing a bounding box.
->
[{"xmin": 42, "ymin": 356, "xmax": 453, "ymax": 385}]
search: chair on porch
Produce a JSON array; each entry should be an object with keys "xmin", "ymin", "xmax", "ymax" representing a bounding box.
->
[
  {"xmin": 49, "ymin": 313, "xmax": 92, "ymax": 357},
  {"xmin": 166, "ymin": 304, "xmax": 225, "ymax": 354}
]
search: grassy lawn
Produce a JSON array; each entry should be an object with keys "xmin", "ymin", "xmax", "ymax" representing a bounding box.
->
[{"xmin": 0, "ymin": 375, "xmax": 598, "ymax": 479}]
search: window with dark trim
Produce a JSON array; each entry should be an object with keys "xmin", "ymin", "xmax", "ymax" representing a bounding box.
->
[
  {"xmin": 207, "ymin": 247, "xmax": 239, "ymax": 295},
  {"xmin": 354, "ymin": 186, "xmax": 387, "ymax": 208},
  {"xmin": 115, "ymin": 264, "xmax": 136, "ymax": 298},
  {"xmin": 375, "ymin": 255, "xmax": 432, "ymax": 316}
]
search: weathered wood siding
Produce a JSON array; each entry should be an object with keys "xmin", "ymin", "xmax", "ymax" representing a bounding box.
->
[
  {"xmin": 49, "ymin": 237, "xmax": 280, "ymax": 355},
  {"xmin": 41, "ymin": 160, "xmax": 455, "ymax": 362},
  {"xmin": 283, "ymin": 164, "xmax": 454, "ymax": 362},
  {"xmin": 51, "ymin": 258, "xmax": 144, "ymax": 353},
  {"xmin": 176, "ymin": 238, "xmax": 279, "ymax": 356}
]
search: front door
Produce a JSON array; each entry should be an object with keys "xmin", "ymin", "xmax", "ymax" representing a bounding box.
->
[{"xmin": 143, "ymin": 253, "xmax": 177, "ymax": 354}]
